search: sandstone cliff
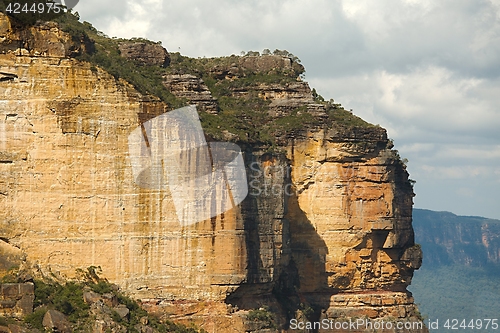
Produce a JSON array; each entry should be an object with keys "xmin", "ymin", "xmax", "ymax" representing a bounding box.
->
[{"xmin": 0, "ymin": 12, "xmax": 426, "ymax": 332}]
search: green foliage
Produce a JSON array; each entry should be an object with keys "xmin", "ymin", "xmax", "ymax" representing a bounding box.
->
[
  {"xmin": 32, "ymin": 280, "xmax": 89, "ymax": 322},
  {"xmin": 167, "ymin": 53, "xmax": 242, "ymax": 76},
  {"xmin": 299, "ymin": 303, "xmax": 315, "ymax": 320},
  {"xmin": 0, "ymin": 267, "xmax": 19, "ymax": 283},
  {"xmin": 90, "ymin": 279, "xmax": 204, "ymax": 332},
  {"xmin": 326, "ymin": 107, "xmax": 375, "ymax": 128},
  {"xmin": 24, "ymin": 307, "xmax": 47, "ymax": 330},
  {"xmin": 312, "ymin": 88, "xmax": 324, "ymax": 103},
  {"xmin": 109, "ymin": 310, "xmax": 124, "ymax": 323},
  {"xmin": 272, "ymin": 49, "xmax": 301, "ymax": 63},
  {"xmin": 154, "ymin": 319, "xmax": 206, "ymax": 333},
  {"xmin": 89, "ymin": 280, "xmax": 114, "ymax": 294},
  {"xmin": 21, "ymin": 267, "xmax": 205, "ymax": 332},
  {"xmin": 247, "ymin": 307, "xmax": 276, "ymax": 329},
  {"xmin": 246, "ymin": 50, "xmax": 260, "ymax": 56},
  {"xmin": 76, "ymin": 265, "xmax": 104, "ymax": 283},
  {"xmin": 409, "ymin": 265, "xmax": 500, "ymax": 333},
  {"xmin": 0, "ymin": 315, "xmax": 15, "ymax": 326},
  {"xmin": 53, "ymin": 12, "xmax": 186, "ymax": 109},
  {"xmin": 272, "ymin": 106, "xmax": 314, "ymax": 133}
]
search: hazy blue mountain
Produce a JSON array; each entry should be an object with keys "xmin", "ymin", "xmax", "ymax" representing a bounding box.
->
[{"xmin": 409, "ymin": 209, "xmax": 500, "ymax": 332}]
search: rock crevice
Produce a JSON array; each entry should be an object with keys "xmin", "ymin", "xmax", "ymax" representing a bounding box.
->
[{"xmin": 0, "ymin": 13, "xmax": 425, "ymax": 332}]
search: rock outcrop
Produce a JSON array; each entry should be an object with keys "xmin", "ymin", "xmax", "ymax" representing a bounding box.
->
[
  {"xmin": 0, "ymin": 13, "xmax": 426, "ymax": 332},
  {"xmin": 118, "ymin": 41, "xmax": 170, "ymax": 67},
  {"xmin": 42, "ymin": 309, "xmax": 72, "ymax": 333},
  {"xmin": 162, "ymin": 74, "xmax": 218, "ymax": 113},
  {"xmin": 0, "ymin": 283, "xmax": 34, "ymax": 318},
  {"xmin": 0, "ymin": 14, "xmax": 90, "ymax": 57}
]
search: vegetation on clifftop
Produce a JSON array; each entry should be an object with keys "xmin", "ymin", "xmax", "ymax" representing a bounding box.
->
[
  {"xmin": 166, "ymin": 51, "xmax": 376, "ymax": 145},
  {"xmin": 54, "ymin": 12, "xmax": 187, "ymax": 109},
  {"xmin": 50, "ymin": 11, "xmax": 377, "ymax": 147}
]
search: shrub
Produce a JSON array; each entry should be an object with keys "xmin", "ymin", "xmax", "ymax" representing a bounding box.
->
[
  {"xmin": 54, "ymin": 12, "xmax": 186, "ymax": 110},
  {"xmin": 32, "ymin": 280, "xmax": 89, "ymax": 322},
  {"xmin": 90, "ymin": 280, "xmax": 115, "ymax": 294},
  {"xmin": 24, "ymin": 307, "xmax": 47, "ymax": 330},
  {"xmin": 26, "ymin": 269, "xmax": 206, "ymax": 332},
  {"xmin": 0, "ymin": 316, "xmax": 14, "ymax": 326},
  {"xmin": 247, "ymin": 307, "xmax": 276, "ymax": 329},
  {"xmin": 50, "ymin": 11, "xmax": 376, "ymax": 149}
]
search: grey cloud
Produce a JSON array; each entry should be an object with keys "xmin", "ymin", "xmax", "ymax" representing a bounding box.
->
[
  {"xmin": 75, "ymin": 0, "xmax": 128, "ymax": 34},
  {"xmin": 303, "ymin": 0, "xmax": 500, "ymax": 79}
]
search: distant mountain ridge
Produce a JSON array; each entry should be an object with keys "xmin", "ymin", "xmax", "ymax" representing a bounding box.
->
[
  {"xmin": 410, "ymin": 209, "xmax": 500, "ymax": 332},
  {"xmin": 413, "ymin": 208, "xmax": 500, "ymax": 267}
]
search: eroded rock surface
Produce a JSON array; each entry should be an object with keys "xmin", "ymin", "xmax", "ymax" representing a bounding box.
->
[
  {"xmin": 118, "ymin": 41, "xmax": 170, "ymax": 67},
  {"xmin": 0, "ymin": 283, "xmax": 34, "ymax": 318},
  {"xmin": 162, "ymin": 74, "xmax": 218, "ymax": 113},
  {"xmin": 0, "ymin": 14, "xmax": 90, "ymax": 57},
  {"xmin": 0, "ymin": 13, "xmax": 426, "ymax": 333}
]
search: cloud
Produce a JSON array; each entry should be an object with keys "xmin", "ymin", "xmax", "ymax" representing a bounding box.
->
[
  {"xmin": 418, "ymin": 165, "xmax": 496, "ymax": 180},
  {"xmin": 309, "ymin": 66, "xmax": 500, "ymax": 142},
  {"xmin": 75, "ymin": 0, "xmax": 128, "ymax": 29},
  {"xmin": 336, "ymin": 0, "xmax": 500, "ymax": 78}
]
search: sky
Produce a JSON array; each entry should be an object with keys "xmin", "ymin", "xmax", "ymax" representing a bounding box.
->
[{"xmin": 72, "ymin": 0, "xmax": 500, "ymax": 219}]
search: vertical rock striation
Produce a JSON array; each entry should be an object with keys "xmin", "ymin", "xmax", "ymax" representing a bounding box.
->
[
  {"xmin": 0, "ymin": 13, "xmax": 426, "ymax": 332},
  {"xmin": 283, "ymin": 129, "xmax": 424, "ymax": 331}
]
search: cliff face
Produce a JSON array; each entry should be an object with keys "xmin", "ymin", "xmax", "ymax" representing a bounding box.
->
[
  {"xmin": 413, "ymin": 209, "xmax": 500, "ymax": 267},
  {"xmin": 0, "ymin": 13, "xmax": 425, "ymax": 332},
  {"xmin": 278, "ymin": 129, "xmax": 423, "ymax": 330}
]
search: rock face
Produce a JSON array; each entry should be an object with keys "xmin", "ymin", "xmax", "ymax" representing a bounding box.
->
[
  {"xmin": 118, "ymin": 41, "xmax": 170, "ymax": 67},
  {"xmin": 0, "ymin": 14, "xmax": 90, "ymax": 57},
  {"xmin": 42, "ymin": 309, "xmax": 72, "ymax": 333},
  {"xmin": 162, "ymin": 74, "xmax": 218, "ymax": 113},
  {"xmin": 0, "ymin": 283, "xmax": 34, "ymax": 318},
  {"xmin": 238, "ymin": 55, "xmax": 295, "ymax": 73},
  {"xmin": 413, "ymin": 208, "xmax": 500, "ymax": 266},
  {"xmin": 286, "ymin": 128, "xmax": 417, "ymax": 292},
  {"xmin": 0, "ymin": 14, "xmax": 425, "ymax": 332}
]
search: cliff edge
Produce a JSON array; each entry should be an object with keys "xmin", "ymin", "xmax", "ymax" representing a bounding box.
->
[{"xmin": 0, "ymin": 12, "xmax": 426, "ymax": 332}]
